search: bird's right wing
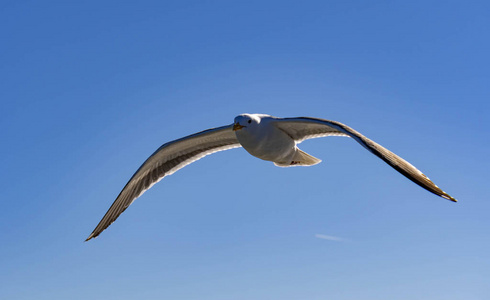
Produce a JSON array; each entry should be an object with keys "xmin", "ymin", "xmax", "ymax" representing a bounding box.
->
[
  {"xmin": 86, "ymin": 124, "xmax": 241, "ymax": 241},
  {"xmin": 272, "ymin": 117, "xmax": 457, "ymax": 202}
]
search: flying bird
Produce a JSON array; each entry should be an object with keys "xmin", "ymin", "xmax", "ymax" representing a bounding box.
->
[{"xmin": 86, "ymin": 114, "xmax": 456, "ymax": 241}]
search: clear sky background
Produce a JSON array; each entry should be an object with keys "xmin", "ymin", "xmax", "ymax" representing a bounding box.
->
[{"xmin": 1, "ymin": 1, "xmax": 489, "ymax": 299}]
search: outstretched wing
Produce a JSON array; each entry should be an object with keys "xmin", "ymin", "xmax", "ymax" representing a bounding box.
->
[
  {"xmin": 272, "ymin": 117, "xmax": 457, "ymax": 202},
  {"xmin": 86, "ymin": 124, "xmax": 241, "ymax": 241}
]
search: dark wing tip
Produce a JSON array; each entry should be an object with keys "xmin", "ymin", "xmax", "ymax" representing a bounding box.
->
[
  {"xmin": 441, "ymin": 193, "xmax": 458, "ymax": 202},
  {"xmin": 85, "ymin": 233, "xmax": 96, "ymax": 242}
]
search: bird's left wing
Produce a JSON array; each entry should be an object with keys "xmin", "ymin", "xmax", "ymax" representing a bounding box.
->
[
  {"xmin": 270, "ymin": 116, "xmax": 349, "ymax": 141},
  {"xmin": 272, "ymin": 117, "xmax": 456, "ymax": 202},
  {"xmin": 86, "ymin": 124, "xmax": 240, "ymax": 241}
]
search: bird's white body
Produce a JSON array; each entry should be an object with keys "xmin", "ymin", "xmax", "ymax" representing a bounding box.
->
[
  {"xmin": 234, "ymin": 114, "xmax": 296, "ymax": 164},
  {"xmin": 86, "ymin": 113, "xmax": 456, "ymax": 241}
]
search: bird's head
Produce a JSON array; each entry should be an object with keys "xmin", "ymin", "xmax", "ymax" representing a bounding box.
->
[{"xmin": 233, "ymin": 114, "xmax": 258, "ymax": 131}]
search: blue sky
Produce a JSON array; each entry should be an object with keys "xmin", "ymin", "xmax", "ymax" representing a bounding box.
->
[{"xmin": 1, "ymin": 1, "xmax": 489, "ymax": 299}]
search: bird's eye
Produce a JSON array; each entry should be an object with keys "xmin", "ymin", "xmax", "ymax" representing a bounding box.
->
[{"xmin": 248, "ymin": 120, "xmax": 252, "ymax": 124}]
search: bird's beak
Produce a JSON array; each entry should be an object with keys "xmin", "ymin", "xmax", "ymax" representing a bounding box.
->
[{"xmin": 233, "ymin": 123, "xmax": 244, "ymax": 131}]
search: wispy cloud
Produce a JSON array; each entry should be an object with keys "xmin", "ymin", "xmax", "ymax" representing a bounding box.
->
[{"xmin": 315, "ymin": 234, "xmax": 349, "ymax": 242}]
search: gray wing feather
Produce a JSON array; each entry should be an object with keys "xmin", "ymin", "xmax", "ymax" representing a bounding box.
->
[
  {"xmin": 271, "ymin": 117, "xmax": 349, "ymax": 142},
  {"xmin": 86, "ymin": 124, "xmax": 240, "ymax": 241},
  {"xmin": 273, "ymin": 117, "xmax": 456, "ymax": 202}
]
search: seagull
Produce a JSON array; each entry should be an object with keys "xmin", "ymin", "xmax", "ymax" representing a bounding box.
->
[{"xmin": 86, "ymin": 113, "xmax": 456, "ymax": 241}]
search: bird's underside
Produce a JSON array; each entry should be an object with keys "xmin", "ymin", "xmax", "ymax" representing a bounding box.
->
[{"xmin": 86, "ymin": 114, "xmax": 456, "ymax": 241}]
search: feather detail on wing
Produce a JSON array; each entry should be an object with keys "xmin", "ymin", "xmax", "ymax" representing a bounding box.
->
[
  {"xmin": 273, "ymin": 117, "xmax": 457, "ymax": 202},
  {"xmin": 271, "ymin": 117, "xmax": 349, "ymax": 142},
  {"xmin": 86, "ymin": 124, "xmax": 240, "ymax": 241}
]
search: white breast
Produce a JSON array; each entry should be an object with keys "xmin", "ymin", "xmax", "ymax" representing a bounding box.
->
[{"xmin": 235, "ymin": 119, "xmax": 296, "ymax": 162}]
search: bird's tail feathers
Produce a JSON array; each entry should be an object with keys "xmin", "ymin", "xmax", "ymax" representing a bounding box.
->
[{"xmin": 274, "ymin": 149, "xmax": 322, "ymax": 167}]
